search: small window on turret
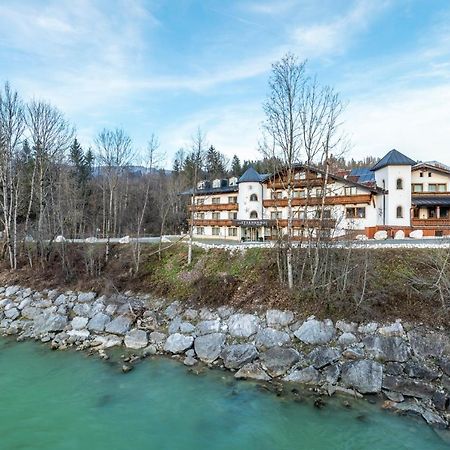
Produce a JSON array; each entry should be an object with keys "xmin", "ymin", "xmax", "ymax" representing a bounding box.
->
[
  {"xmin": 396, "ymin": 206, "xmax": 403, "ymax": 218},
  {"xmin": 396, "ymin": 178, "xmax": 403, "ymax": 190}
]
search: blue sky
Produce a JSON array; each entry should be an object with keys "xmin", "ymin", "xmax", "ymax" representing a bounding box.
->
[{"xmin": 1, "ymin": 0, "xmax": 450, "ymax": 167}]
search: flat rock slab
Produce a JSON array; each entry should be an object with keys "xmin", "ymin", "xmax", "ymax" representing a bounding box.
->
[
  {"xmin": 266, "ymin": 310, "xmax": 294, "ymax": 328},
  {"xmin": 294, "ymin": 319, "xmax": 335, "ymax": 345},
  {"xmin": 71, "ymin": 316, "xmax": 89, "ymax": 330},
  {"xmin": 308, "ymin": 347, "xmax": 341, "ymax": 369},
  {"xmin": 341, "ymin": 360, "xmax": 383, "ymax": 394},
  {"xmin": 382, "ymin": 375, "xmax": 436, "ymax": 399},
  {"xmin": 164, "ymin": 333, "xmax": 194, "ymax": 354},
  {"xmin": 105, "ymin": 315, "xmax": 132, "ymax": 335},
  {"xmin": 260, "ymin": 347, "xmax": 301, "ymax": 377},
  {"xmin": 88, "ymin": 312, "xmax": 111, "ymax": 332},
  {"xmin": 255, "ymin": 327, "xmax": 291, "ymax": 350},
  {"xmin": 284, "ymin": 366, "xmax": 320, "ymax": 384},
  {"xmin": 124, "ymin": 329, "xmax": 148, "ymax": 349},
  {"xmin": 363, "ymin": 336, "xmax": 410, "ymax": 362},
  {"xmin": 227, "ymin": 314, "xmax": 260, "ymax": 338},
  {"xmin": 221, "ymin": 344, "xmax": 258, "ymax": 369},
  {"xmin": 235, "ymin": 362, "xmax": 271, "ymax": 381},
  {"xmin": 194, "ymin": 333, "xmax": 226, "ymax": 363}
]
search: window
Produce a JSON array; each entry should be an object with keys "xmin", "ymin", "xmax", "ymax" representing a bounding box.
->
[
  {"xmin": 344, "ymin": 186, "xmax": 357, "ymax": 196},
  {"xmin": 211, "ymin": 197, "xmax": 220, "ymax": 204},
  {"xmin": 315, "ymin": 188, "xmax": 323, "ymax": 197},
  {"xmin": 271, "ymin": 211, "xmax": 282, "ymax": 220},
  {"xmin": 195, "ymin": 213, "xmax": 205, "ymax": 220},
  {"xmin": 212, "ymin": 227, "xmax": 220, "ymax": 236},
  {"xmin": 346, "ymin": 207, "xmax": 366, "ymax": 219},
  {"xmin": 419, "ymin": 172, "xmax": 424, "ymax": 178},
  {"xmin": 195, "ymin": 227, "xmax": 204, "ymax": 235},
  {"xmin": 228, "ymin": 212, "xmax": 237, "ymax": 220},
  {"xmin": 228, "ymin": 227, "xmax": 237, "ymax": 237},
  {"xmin": 271, "ymin": 191, "xmax": 283, "ymax": 199},
  {"xmin": 396, "ymin": 178, "xmax": 403, "ymax": 190},
  {"xmin": 293, "ymin": 209, "xmax": 306, "ymax": 219},
  {"xmin": 250, "ymin": 193, "xmax": 258, "ymax": 201},
  {"xmin": 429, "ymin": 184, "xmax": 446, "ymax": 192},
  {"xmin": 428, "ymin": 172, "xmax": 432, "ymax": 177},
  {"xmin": 228, "ymin": 196, "xmax": 237, "ymax": 204},
  {"xmin": 293, "ymin": 190, "xmax": 305, "ymax": 198},
  {"xmin": 412, "ymin": 184, "xmax": 423, "ymax": 193},
  {"xmin": 212, "ymin": 212, "xmax": 220, "ymax": 220},
  {"xmin": 396, "ymin": 206, "xmax": 403, "ymax": 218},
  {"xmin": 322, "ymin": 209, "xmax": 331, "ymax": 219},
  {"xmin": 196, "ymin": 198, "xmax": 204, "ymax": 205},
  {"xmin": 250, "ymin": 211, "xmax": 258, "ymax": 219}
]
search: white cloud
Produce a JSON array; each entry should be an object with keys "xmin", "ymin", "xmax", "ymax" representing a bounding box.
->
[{"xmin": 345, "ymin": 84, "xmax": 450, "ymax": 161}]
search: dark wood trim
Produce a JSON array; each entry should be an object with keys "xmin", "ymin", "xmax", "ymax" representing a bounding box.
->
[
  {"xmin": 263, "ymin": 194, "xmax": 372, "ymax": 208},
  {"xmin": 189, "ymin": 203, "xmax": 238, "ymax": 212}
]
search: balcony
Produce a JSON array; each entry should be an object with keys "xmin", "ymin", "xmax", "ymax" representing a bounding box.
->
[
  {"xmin": 268, "ymin": 178, "xmax": 328, "ymax": 190},
  {"xmin": 192, "ymin": 219, "xmax": 234, "ymax": 226},
  {"xmin": 411, "ymin": 218, "xmax": 450, "ymax": 227},
  {"xmin": 263, "ymin": 194, "xmax": 372, "ymax": 208},
  {"xmin": 189, "ymin": 203, "xmax": 238, "ymax": 212}
]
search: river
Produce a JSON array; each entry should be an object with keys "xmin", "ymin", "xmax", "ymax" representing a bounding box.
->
[{"xmin": 0, "ymin": 339, "xmax": 447, "ymax": 450}]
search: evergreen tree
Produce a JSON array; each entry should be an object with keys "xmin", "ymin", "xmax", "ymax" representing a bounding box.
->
[
  {"xmin": 230, "ymin": 155, "xmax": 241, "ymax": 177},
  {"xmin": 205, "ymin": 145, "xmax": 226, "ymax": 179}
]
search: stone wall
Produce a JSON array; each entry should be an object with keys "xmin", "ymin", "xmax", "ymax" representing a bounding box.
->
[{"xmin": 0, "ymin": 285, "xmax": 449, "ymax": 429}]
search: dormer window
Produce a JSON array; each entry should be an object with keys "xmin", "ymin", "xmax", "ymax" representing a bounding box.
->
[
  {"xmin": 396, "ymin": 178, "xmax": 403, "ymax": 190},
  {"xmin": 249, "ymin": 193, "xmax": 258, "ymax": 202}
]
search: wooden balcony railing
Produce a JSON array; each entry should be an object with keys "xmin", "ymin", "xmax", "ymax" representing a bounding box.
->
[
  {"xmin": 268, "ymin": 178, "xmax": 330, "ymax": 190},
  {"xmin": 192, "ymin": 219, "xmax": 235, "ymax": 227},
  {"xmin": 412, "ymin": 192, "xmax": 450, "ymax": 197},
  {"xmin": 189, "ymin": 203, "xmax": 238, "ymax": 212},
  {"xmin": 263, "ymin": 194, "xmax": 372, "ymax": 208},
  {"xmin": 411, "ymin": 218, "xmax": 450, "ymax": 227}
]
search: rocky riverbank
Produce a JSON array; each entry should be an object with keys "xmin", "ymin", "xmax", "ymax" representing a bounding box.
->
[{"xmin": 1, "ymin": 284, "xmax": 449, "ymax": 430}]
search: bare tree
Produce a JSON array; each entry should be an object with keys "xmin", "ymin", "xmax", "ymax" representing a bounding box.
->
[
  {"xmin": 0, "ymin": 82, "xmax": 25, "ymax": 269},
  {"xmin": 26, "ymin": 99, "xmax": 74, "ymax": 264},
  {"xmin": 261, "ymin": 54, "xmax": 306, "ymax": 289},
  {"xmin": 95, "ymin": 128, "xmax": 134, "ymax": 261},
  {"xmin": 187, "ymin": 128, "xmax": 206, "ymax": 265}
]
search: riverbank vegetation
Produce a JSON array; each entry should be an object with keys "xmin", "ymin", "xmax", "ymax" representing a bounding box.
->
[{"xmin": 1, "ymin": 243, "xmax": 449, "ymax": 326}]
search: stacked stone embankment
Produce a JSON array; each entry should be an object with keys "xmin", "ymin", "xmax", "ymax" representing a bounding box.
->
[{"xmin": 0, "ymin": 285, "xmax": 449, "ymax": 429}]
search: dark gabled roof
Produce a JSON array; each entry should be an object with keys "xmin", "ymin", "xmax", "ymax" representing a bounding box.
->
[
  {"xmin": 180, "ymin": 185, "xmax": 238, "ymax": 196},
  {"xmin": 413, "ymin": 161, "xmax": 450, "ymax": 175},
  {"xmin": 349, "ymin": 167, "xmax": 376, "ymax": 184},
  {"xmin": 370, "ymin": 149, "xmax": 416, "ymax": 171},
  {"xmin": 412, "ymin": 196, "xmax": 450, "ymax": 207},
  {"xmin": 238, "ymin": 166, "xmax": 263, "ymax": 183}
]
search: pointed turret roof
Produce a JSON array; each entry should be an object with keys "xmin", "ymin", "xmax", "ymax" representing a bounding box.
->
[
  {"xmin": 371, "ymin": 149, "xmax": 416, "ymax": 171},
  {"xmin": 238, "ymin": 166, "xmax": 262, "ymax": 183}
]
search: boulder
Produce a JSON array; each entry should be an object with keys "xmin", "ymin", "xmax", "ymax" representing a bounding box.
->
[
  {"xmin": 18, "ymin": 298, "xmax": 32, "ymax": 310},
  {"xmin": 322, "ymin": 364, "xmax": 341, "ymax": 384},
  {"xmin": 71, "ymin": 316, "xmax": 89, "ymax": 330},
  {"xmin": 73, "ymin": 303, "xmax": 92, "ymax": 317},
  {"xmin": 104, "ymin": 315, "xmax": 132, "ymax": 335},
  {"xmin": 124, "ymin": 329, "xmax": 148, "ymax": 349},
  {"xmin": 164, "ymin": 301, "xmax": 181, "ymax": 319},
  {"xmin": 221, "ymin": 344, "xmax": 258, "ymax": 370},
  {"xmin": 266, "ymin": 309, "xmax": 294, "ymax": 328},
  {"xmin": 408, "ymin": 330, "xmax": 450, "ymax": 359},
  {"xmin": 196, "ymin": 319, "xmax": 221, "ymax": 336},
  {"xmin": 409, "ymin": 230, "xmax": 423, "ymax": 239},
  {"xmin": 164, "ymin": 333, "xmax": 194, "ymax": 354},
  {"xmin": 179, "ymin": 322, "xmax": 195, "ymax": 334},
  {"xmin": 21, "ymin": 306, "xmax": 42, "ymax": 320},
  {"xmin": 255, "ymin": 327, "xmax": 291, "ymax": 350},
  {"xmin": 194, "ymin": 333, "xmax": 226, "ymax": 363},
  {"xmin": 260, "ymin": 347, "xmax": 301, "ymax": 377},
  {"xmin": 119, "ymin": 235, "xmax": 130, "ymax": 244},
  {"xmin": 284, "ymin": 366, "xmax": 320, "ymax": 384},
  {"xmin": 78, "ymin": 292, "xmax": 96, "ymax": 303},
  {"xmin": 394, "ymin": 230, "xmax": 405, "ymax": 240},
  {"xmin": 87, "ymin": 312, "xmax": 111, "ymax": 332},
  {"xmin": 308, "ymin": 347, "xmax": 341, "ymax": 369},
  {"xmin": 92, "ymin": 335, "xmax": 122, "ymax": 348},
  {"xmin": 235, "ymin": 362, "xmax": 271, "ymax": 381},
  {"xmin": 341, "ymin": 360, "xmax": 383, "ymax": 394},
  {"xmin": 149, "ymin": 331, "xmax": 166, "ymax": 345},
  {"xmin": 184, "ymin": 308, "xmax": 198, "ymax": 320},
  {"xmin": 54, "ymin": 294, "xmax": 68, "ymax": 306},
  {"xmin": 4, "ymin": 308, "xmax": 19, "ymax": 320},
  {"xmin": 374, "ymin": 230, "xmax": 388, "ymax": 240},
  {"xmin": 217, "ymin": 306, "xmax": 234, "ymax": 319},
  {"xmin": 33, "ymin": 313, "xmax": 68, "ymax": 334},
  {"xmin": 386, "ymin": 401, "xmax": 447, "ymax": 427},
  {"xmin": 358, "ymin": 322, "xmax": 378, "ymax": 333},
  {"xmin": 338, "ymin": 332, "xmax": 358, "ymax": 346},
  {"xmin": 438, "ymin": 358, "xmax": 450, "ymax": 377},
  {"xmin": 5, "ymin": 286, "xmax": 20, "ymax": 297},
  {"xmin": 403, "ymin": 362, "xmax": 440, "ymax": 381},
  {"xmin": 67, "ymin": 329, "xmax": 90, "ymax": 341},
  {"xmin": 363, "ymin": 336, "xmax": 410, "ymax": 362},
  {"xmin": 294, "ymin": 319, "xmax": 335, "ymax": 344},
  {"xmin": 378, "ymin": 322, "xmax": 404, "ymax": 337},
  {"xmin": 382, "ymin": 375, "xmax": 435, "ymax": 399},
  {"xmin": 336, "ymin": 320, "xmax": 358, "ymax": 333},
  {"xmin": 227, "ymin": 314, "xmax": 260, "ymax": 338}
]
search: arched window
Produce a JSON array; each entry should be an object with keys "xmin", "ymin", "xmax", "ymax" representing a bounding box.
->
[
  {"xmin": 250, "ymin": 211, "xmax": 258, "ymax": 219},
  {"xmin": 396, "ymin": 178, "xmax": 403, "ymax": 190},
  {"xmin": 250, "ymin": 193, "xmax": 258, "ymax": 201},
  {"xmin": 396, "ymin": 206, "xmax": 403, "ymax": 218}
]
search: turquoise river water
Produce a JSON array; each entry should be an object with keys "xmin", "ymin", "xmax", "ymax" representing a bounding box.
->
[{"xmin": 0, "ymin": 339, "xmax": 448, "ymax": 450}]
